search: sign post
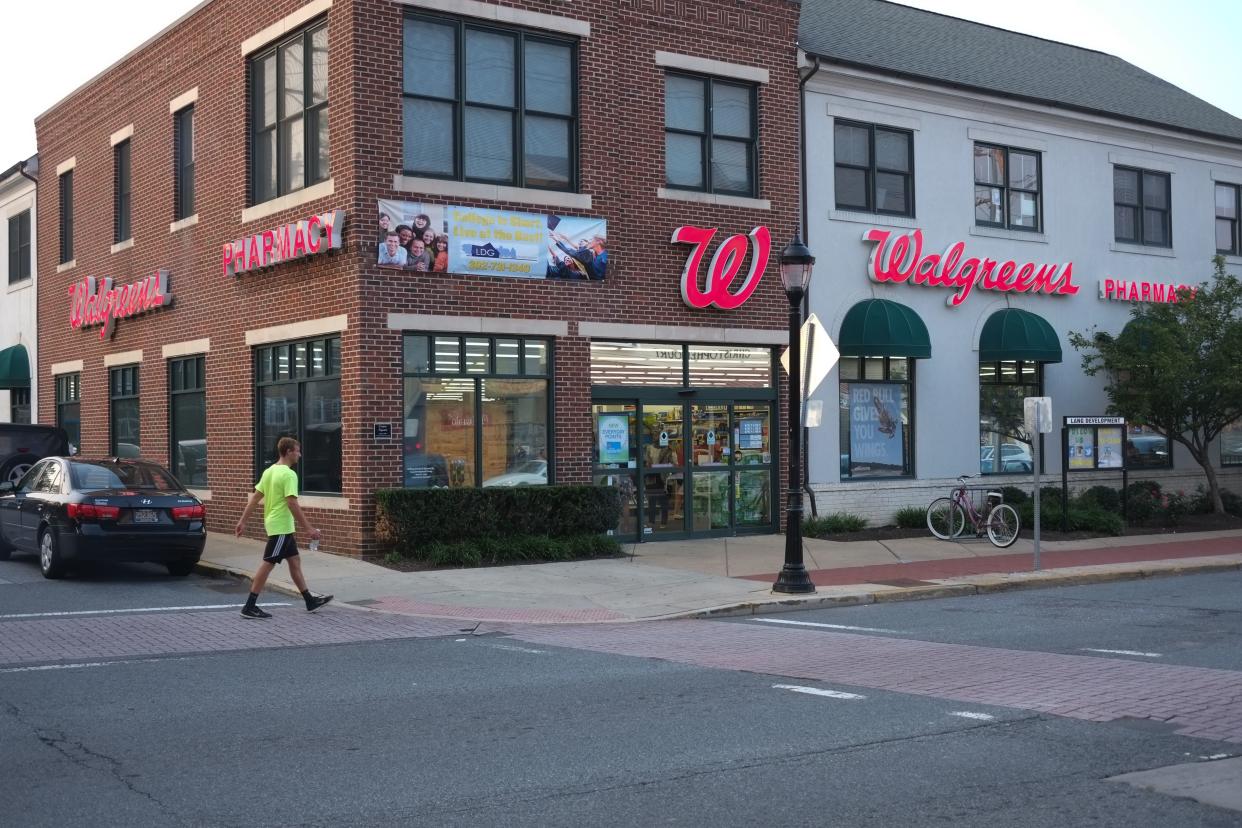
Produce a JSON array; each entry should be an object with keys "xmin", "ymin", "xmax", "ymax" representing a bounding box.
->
[{"xmin": 1024, "ymin": 397, "xmax": 1053, "ymax": 570}]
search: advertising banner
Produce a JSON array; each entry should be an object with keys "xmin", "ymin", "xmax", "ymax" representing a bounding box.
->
[
  {"xmin": 848, "ymin": 384, "xmax": 904, "ymax": 472},
  {"xmin": 376, "ymin": 200, "xmax": 607, "ymax": 280},
  {"xmin": 597, "ymin": 414, "xmax": 630, "ymax": 464},
  {"xmin": 1097, "ymin": 427, "xmax": 1123, "ymax": 468},
  {"xmin": 1068, "ymin": 427, "xmax": 1095, "ymax": 469}
]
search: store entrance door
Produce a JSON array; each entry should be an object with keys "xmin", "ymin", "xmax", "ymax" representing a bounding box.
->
[{"xmin": 592, "ymin": 399, "xmax": 775, "ymax": 542}]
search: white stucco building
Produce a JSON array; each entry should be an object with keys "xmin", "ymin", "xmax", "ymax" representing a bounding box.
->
[
  {"xmin": 799, "ymin": 0, "xmax": 1242, "ymax": 523},
  {"xmin": 0, "ymin": 155, "xmax": 37, "ymax": 424}
]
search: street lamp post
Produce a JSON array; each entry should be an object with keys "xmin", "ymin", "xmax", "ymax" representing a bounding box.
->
[{"xmin": 773, "ymin": 234, "xmax": 816, "ymax": 594}]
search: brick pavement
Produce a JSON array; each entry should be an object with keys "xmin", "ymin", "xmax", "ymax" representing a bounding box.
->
[
  {"xmin": 510, "ymin": 620, "xmax": 1242, "ymax": 745},
  {"xmin": 364, "ymin": 598, "xmax": 626, "ymax": 624},
  {"xmin": 743, "ymin": 535, "xmax": 1242, "ymax": 585}
]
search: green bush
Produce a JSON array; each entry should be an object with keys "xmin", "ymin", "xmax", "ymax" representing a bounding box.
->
[
  {"xmin": 414, "ymin": 533, "xmax": 622, "ymax": 568},
  {"xmin": 375, "ymin": 485, "xmax": 622, "ymax": 560},
  {"xmin": 1077, "ymin": 485, "xmax": 1121, "ymax": 513},
  {"xmin": 1191, "ymin": 485, "xmax": 1242, "ymax": 515},
  {"xmin": 1018, "ymin": 501, "xmax": 1123, "ymax": 536},
  {"xmin": 1000, "ymin": 486, "xmax": 1029, "ymax": 504},
  {"xmin": 804, "ymin": 512, "xmax": 868, "ymax": 536},
  {"xmin": 1039, "ymin": 485, "xmax": 1065, "ymax": 505},
  {"xmin": 893, "ymin": 506, "xmax": 926, "ymax": 528},
  {"xmin": 1158, "ymin": 489, "xmax": 1191, "ymax": 526},
  {"xmin": 1124, "ymin": 480, "xmax": 1163, "ymax": 522}
]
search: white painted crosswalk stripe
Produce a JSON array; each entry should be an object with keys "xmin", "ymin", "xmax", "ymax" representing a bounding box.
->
[
  {"xmin": 950, "ymin": 711, "xmax": 995, "ymax": 721},
  {"xmin": 773, "ymin": 684, "xmax": 866, "ymax": 700},
  {"xmin": 753, "ymin": 618, "xmax": 902, "ymax": 634},
  {"xmin": 0, "ymin": 603, "xmax": 294, "ymax": 620},
  {"xmin": 1081, "ymin": 648, "xmax": 1162, "ymax": 658}
]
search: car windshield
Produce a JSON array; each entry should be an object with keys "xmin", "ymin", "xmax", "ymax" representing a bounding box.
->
[
  {"xmin": 70, "ymin": 461, "xmax": 182, "ymax": 492},
  {"xmin": 513, "ymin": 461, "xmax": 546, "ymax": 474}
]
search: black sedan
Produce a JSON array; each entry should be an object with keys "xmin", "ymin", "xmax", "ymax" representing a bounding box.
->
[{"xmin": 0, "ymin": 457, "xmax": 206, "ymax": 579}]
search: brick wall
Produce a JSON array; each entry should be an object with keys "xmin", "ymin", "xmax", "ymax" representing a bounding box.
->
[{"xmin": 35, "ymin": 0, "xmax": 802, "ymax": 556}]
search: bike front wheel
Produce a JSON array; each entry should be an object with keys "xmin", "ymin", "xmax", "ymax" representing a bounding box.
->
[
  {"xmin": 986, "ymin": 503, "xmax": 1020, "ymax": 548},
  {"xmin": 927, "ymin": 497, "xmax": 965, "ymax": 540}
]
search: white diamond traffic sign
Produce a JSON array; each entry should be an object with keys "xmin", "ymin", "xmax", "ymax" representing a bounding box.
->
[{"xmin": 780, "ymin": 313, "xmax": 839, "ymax": 399}]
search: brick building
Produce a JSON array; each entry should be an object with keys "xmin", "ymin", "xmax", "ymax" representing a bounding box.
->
[{"xmin": 35, "ymin": 0, "xmax": 803, "ymax": 555}]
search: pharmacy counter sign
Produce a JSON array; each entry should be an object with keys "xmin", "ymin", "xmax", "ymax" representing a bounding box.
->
[
  {"xmin": 69, "ymin": 269, "xmax": 173, "ymax": 340},
  {"xmin": 224, "ymin": 209, "xmax": 345, "ymax": 277}
]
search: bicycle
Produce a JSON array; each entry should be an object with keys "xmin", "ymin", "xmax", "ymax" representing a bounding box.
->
[{"xmin": 926, "ymin": 474, "xmax": 1020, "ymax": 548}]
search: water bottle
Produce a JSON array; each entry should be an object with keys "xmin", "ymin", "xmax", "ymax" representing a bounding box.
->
[{"xmin": 309, "ymin": 536, "xmax": 320, "ymax": 552}]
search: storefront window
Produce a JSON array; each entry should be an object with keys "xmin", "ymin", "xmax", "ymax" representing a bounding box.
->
[
  {"xmin": 1126, "ymin": 423, "xmax": 1171, "ymax": 469},
  {"xmin": 255, "ymin": 336, "xmax": 342, "ymax": 493},
  {"xmin": 839, "ymin": 356, "xmax": 913, "ymax": 478},
  {"xmin": 1222, "ymin": 421, "xmax": 1242, "ymax": 467},
  {"xmin": 979, "ymin": 360, "xmax": 1038, "ymax": 475},
  {"xmin": 9, "ymin": 388, "xmax": 30, "ymax": 424},
  {"xmin": 589, "ymin": 342, "xmax": 684, "ymax": 386},
  {"xmin": 169, "ymin": 356, "xmax": 207, "ymax": 487},
  {"xmin": 56, "ymin": 373, "xmax": 80, "ymax": 453},
  {"xmin": 403, "ymin": 334, "xmax": 550, "ymax": 488},
  {"xmin": 109, "ymin": 365, "xmax": 140, "ymax": 457}
]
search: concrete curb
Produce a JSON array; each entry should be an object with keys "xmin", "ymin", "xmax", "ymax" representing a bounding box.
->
[{"xmin": 193, "ymin": 559, "xmax": 303, "ymax": 599}]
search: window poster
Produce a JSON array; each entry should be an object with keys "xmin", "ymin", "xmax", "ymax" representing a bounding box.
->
[
  {"xmin": 376, "ymin": 200, "xmax": 607, "ymax": 280},
  {"xmin": 1097, "ymin": 427, "xmax": 1123, "ymax": 468},
  {"xmin": 597, "ymin": 414, "xmax": 631, "ymax": 465},
  {"xmin": 738, "ymin": 418, "xmax": 764, "ymax": 450},
  {"xmin": 848, "ymin": 384, "xmax": 904, "ymax": 473},
  {"xmin": 1068, "ymin": 427, "xmax": 1095, "ymax": 469}
]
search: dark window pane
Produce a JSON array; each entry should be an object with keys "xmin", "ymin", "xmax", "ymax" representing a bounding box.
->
[
  {"xmin": 465, "ymin": 29, "xmax": 515, "ymax": 106},
  {"xmin": 875, "ymin": 129, "xmax": 909, "ymax": 172},
  {"xmin": 112, "ymin": 398, "xmax": 140, "ymax": 456},
  {"xmin": 311, "ymin": 106, "xmax": 330, "ymax": 183},
  {"xmin": 404, "ymin": 98, "xmax": 454, "ymax": 175},
  {"xmin": 255, "ymin": 130, "xmax": 277, "ymax": 203},
  {"xmin": 1113, "ymin": 168, "xmax": 1138, "ymax": 204},
  {"xmin": 524, "ymin": 40, "xmax": 572, "ymax": 115},
  {"xmin": 1217, "ymin": 218, "xmax": 1236, "ymax": 252},
  {"xmin": 974, "ymin": 145, "xmax": 1004, "ymax": 185},
  {"xmin": 259, "ymin": 384, "xmax": 299, "ymax": 472},
  {"xmin": 258, "ymin": 55, "xmax": 277, "ymax": 128},
  {"xmin": 1010, "ymin": 151, "xmax": 1038, "ymax": 190},
  {"xmin": 524, "ymin": 116, "xmax": 570, "ymax": 189},
  {"xmin": 1009, "ymin": 191, "xmax": 1038, "ymax": 228},
  {"xmin": 302, "ymin": 378, "xmax": 341, "ymax": 492},
  {"xmin": 1115, "ymin": 205, "xmax": 1138, "ymax": 241},
  {"xmin": 1142, "ymin": 172, "xmax": 1169, "ymax": 208},
  {"xmin": 524, "ymin": 339, "xmax": 548, "ymax": 375},
  {"xmin": 281, "ymin": 40, "xmax": 304, "ymax": 113},
  {"xmin": 665, "ymin": 133, "xmax": 703, "ymax": 188},
  {"xmin": 310, "ymin": 340, "xmax": 327, "ymax": 376},
  {"xmin": 1143, "ymin": 209, "xmax": 1168, "ymax": 245},
  {"xmin": 404, "ymin": 336, "xmax": 430, "ymax": 374},
  {"xmin": 310, "ymin": 26, "xmax": 328, "ymax": 105},
  {"xmin": 1216, "ymin": 184, "xmax": 1238, "ymax": 219},
  {"xmin": 835, "ymin": 167, "xmax": 868, "ymax": 210},
  {"xmin": 172, "ymin": 390, "xmax": 207, "ymax": 487},
  {"xmin": 710, "ymin": 138, "xmax": 751, "ymax": 194},
  {"xmin": 711, "ymin": 83, "xmax": 751, "ymax": 138},
  {"xmin": 876, "ymin": 172, "xmax": 907, "ymax": 213},
  {"xmin": 976, "ymin": 185, "xmax": 1003, "ymax": 223},
  {"xmin": 494, "ymin": 338, "xmax": 520, "ymax": 374},
  {"xmin": 464, "ymin": 107, "xmax": 513, "ymax": 181},
  {"xmin": 281, "ymin": 115, "xmax": 305, "ymax": 192},
  {"xmin": 834, "ymin": 124, "xmax": 869, "ymax": 166},
  {"xmin": 405, "ymin": 18, "xmax": 456, "ymax": 98},
  {"xmin": 665, "ymin": 75, "xmax": 705, "ymax": 132}
]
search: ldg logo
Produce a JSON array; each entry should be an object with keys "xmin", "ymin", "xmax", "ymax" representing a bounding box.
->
[{"xmin": 672, "ymin": 226, "xmax": 770, "ymax": 310}]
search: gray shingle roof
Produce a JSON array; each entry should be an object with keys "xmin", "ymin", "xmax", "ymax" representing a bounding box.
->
[{"xmin": 799, "ymin": 0, "xmax": 1242, "ymax": 144}]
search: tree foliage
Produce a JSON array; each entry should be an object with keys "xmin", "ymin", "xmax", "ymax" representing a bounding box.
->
[{"xmin": 1068, "ymin": 257, "xmax": 1242, "ymax": 513}]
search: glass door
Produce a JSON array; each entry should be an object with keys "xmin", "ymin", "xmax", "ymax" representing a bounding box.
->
[
  {"xmin": 640, "ymin": 404, "xmax": 687, "ymax": 538},
  {"xmin": 591, "ymin": 402, "xmax": 638, "ymax": 541},
  {"xmin": 689, "ymin": 403, "xmax": 731, "ymax": 533}
]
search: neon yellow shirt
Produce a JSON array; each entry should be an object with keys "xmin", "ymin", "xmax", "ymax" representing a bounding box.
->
[{"xmin": 256, "ymin": 463, "xmax": 299, "ymax": 536}]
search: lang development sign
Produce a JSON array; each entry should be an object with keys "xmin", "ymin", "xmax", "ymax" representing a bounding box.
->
[
  {"xmin": 223, "ymin": 210, "xmax": 345, "ymax": 277},
  {"xmin": 69, "ymin": 270, "xmax": 173, "ymax": 339},
  {"xmin": 376, "ymin": 200, "xmax": 608, "ymax": 280}
]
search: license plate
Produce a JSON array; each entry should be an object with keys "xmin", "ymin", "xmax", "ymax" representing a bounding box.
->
[{"xmin": 133, "ymin": 509, "xmax": 160, "ymax": 524}]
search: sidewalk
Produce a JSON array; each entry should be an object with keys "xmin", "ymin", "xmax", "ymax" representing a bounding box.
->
[{"xmin": 198, "ymin": 528, "xmax": 1242, "ymax": 624}]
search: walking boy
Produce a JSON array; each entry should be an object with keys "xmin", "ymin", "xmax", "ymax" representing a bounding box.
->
[{"xmin": 234, "ymin": 437, "xmax": 333, "ymax": 619}]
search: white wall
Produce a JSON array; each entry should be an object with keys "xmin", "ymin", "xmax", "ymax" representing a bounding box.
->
[
  {"xmin": 0, "ymin": 164, "xmax": 37, "ymax": 424},
  {"xmin": 803, "ymin": 67, "xmax": 1242, "ymax": 523}
]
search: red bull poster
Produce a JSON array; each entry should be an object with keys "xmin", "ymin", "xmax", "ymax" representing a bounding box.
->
[{"xmin": 848, "ymin": 384, "xmax": 905, "ymax": 473}]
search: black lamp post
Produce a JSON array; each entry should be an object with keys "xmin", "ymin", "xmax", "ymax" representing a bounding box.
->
[{"xmin": 773, "ymin": 234, "xmax": 816, "ymax": 594}]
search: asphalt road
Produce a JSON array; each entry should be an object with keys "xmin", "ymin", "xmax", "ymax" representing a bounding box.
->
[{"xmin": 2, "ymin": 559, "xmax": 1240, "ymax": 827}]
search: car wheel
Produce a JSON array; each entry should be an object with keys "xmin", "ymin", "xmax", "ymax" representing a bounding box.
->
[
  {"xmin": 1, "ymin": 455, "xmax": 37, "ymax": 487},
  {"xmin": 166, "ymin": 560, "xmax": 197, "ymax": 576},
  {"xmin": 39, "ymin": 527, "xmax": 67, "ymax": 579}
]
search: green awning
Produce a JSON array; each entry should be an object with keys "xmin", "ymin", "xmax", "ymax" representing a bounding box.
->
[
  {"xmin": 0, "ymin": 344, "xmax": 29, "ymax": 389},
  {"xmin": 979, "ymin": 308, "xmax": 1062, "ymax": 363},
  {"xmin": 838, "ymin": 298, "xmax": 931, "ymax": 358}
]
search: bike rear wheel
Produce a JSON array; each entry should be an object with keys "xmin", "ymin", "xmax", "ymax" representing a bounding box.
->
[
  {"xmin": 927, "ymin": 497, "xmax": 965, "ymax": 540},
  {"xmin": 986, "ymin": 503, "xmax": 1020, "ymax": 548}
]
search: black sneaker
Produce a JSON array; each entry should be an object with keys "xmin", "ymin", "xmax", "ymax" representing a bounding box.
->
[
  {"xmin": 305, "ymin": 594, "xmax": 333, "ymax": 613},
  {"xmin": 240, "ymin": 606, "xmax": 272, "ymax": 619}
]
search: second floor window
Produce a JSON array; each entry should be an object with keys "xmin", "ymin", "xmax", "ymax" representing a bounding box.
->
[
  {"xmin": 834, "ymin": 120, "xmax": 913, "ymax": 216},
  {"xmin": 114, "ymin": 139, "xmax": 132, "ymax": 244},
  {"xmin": 403, "ymin": 15, "xmax": 576, "ymax": 191},
  {"xmin": 1114, "ymin": 166, "xmax": 1171, "ymax": 247},
  {"xmin": 974, "ymin": 143, "xmax": 1041, "ymax": 231},
  {"xmin": 59, "ymin": 170, "xmax": 73, "ymax": 264},
  {"xmin": 7, "ymin": 210, "xmax": 30, "ymax": 284},
  {"xmin": 250, "ymin": 21, "xmax": 329, "ymax": 204},
  {"xmin": 1216, "ymin": 183, "xmax": 1240, "ymax": 255},
  {"xmin": 174, "ymin": 106, "xmax": 195, "ymax": 220},
  {"xmin": 664, "ymin": 73, "xmax": 757, "ymax": 197}
]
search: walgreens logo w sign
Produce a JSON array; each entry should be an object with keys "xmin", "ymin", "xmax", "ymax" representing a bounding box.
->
[{"xmin": 673, "ymin": 225, "xmax": 770, "ymax": 310}]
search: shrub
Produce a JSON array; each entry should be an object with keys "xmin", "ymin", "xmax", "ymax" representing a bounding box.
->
[
  {"xmin": 1078, "ymin": 485, "xmax": 1121, "ymax": 513},
  {"xmin": 1191, "ymin": 485, "xmax": 1242, "ymax": 515},
  {"xmin": 1157, "ymin": 489, "xmax": 1191, "ymax": 526},
  {"xmin": 893, "ymin": 506, "xmax": 926, "ymax": 528},
  {"xmin": 804, "ymin": 512, "xmax": 868, "ymax": 536},
  {"xmin": 1124, "ymin": 480, "xmax": 1163, "ymax": 523},
  {"xmin": 1000, "ymin": 486, "xmax": 1029, "ymax": 504},
  {"xmin": 1066, "ymin": 508, "xmax": 1125, "ymax": 536},
  {"xmin": 414, "ymin": 533, "xmax": 622, "ymax": 568},
  {"xmin": 1039, "ymin": 485, "xmax": 1065, "ymax": 506}
]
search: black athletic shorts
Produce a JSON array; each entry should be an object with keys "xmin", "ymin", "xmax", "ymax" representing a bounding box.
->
[{"xmin": 263, "ymin": 533, "xmax": 300, "ymax": 564}]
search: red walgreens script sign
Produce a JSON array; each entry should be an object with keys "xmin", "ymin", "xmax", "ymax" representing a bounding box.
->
[
  {"xmin": 69, "ymin": 270, "xmax": 173, "ymax": 340},
  {"xmin": 673, "ymin": 225, "xmax": 771, "ymax": 309},
  {"xmin": 863, "ymin": 228, "xmax": 1079, "ymax": 306},
  {"xmin": 223, "ymin": 209, "xmax": 345, "ymax": 277}
]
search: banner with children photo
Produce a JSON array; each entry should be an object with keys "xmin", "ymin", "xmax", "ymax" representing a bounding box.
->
[{"xmin": 376, "ymin": 200, "xmax": 607, "ymax": 281}]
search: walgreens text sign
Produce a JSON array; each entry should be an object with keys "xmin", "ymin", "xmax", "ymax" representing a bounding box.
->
[
  {"xmin": 673, "ymin": 225, "xmax": 771, "ymax": 310},
  {"xmin": 862, "ymin": 228, "xmax": 1080, "ymax": 306},
  {"xmin": 69, "ymin": 269, "xmax": 173, "ymax": 340}
]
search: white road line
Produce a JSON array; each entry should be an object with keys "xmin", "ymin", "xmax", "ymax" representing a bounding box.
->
[
  {"xmin": 0, "ymin": 656, "xmax": 195, "ymax": 674},
  {"xmin": 0, "ymin": 603, "xmax": 293, "ymax": 620},
  {"xmin": 773, "ymin": 684, "xmax": 866, "ymax": 700},
  {"xmin": 486, "ymin": 644, "xmax": 548, "ymax": 654},
  {"xmin": 1082, "ymin": 648, "xmax": 1163, "ymax": 658},
  {"xmin": 950, "ymin": 711, "xmax": 995, "ymax": 721},
  {"xmin": 754, "ymin": 618, "xmax": 902, "ymax": 634}
]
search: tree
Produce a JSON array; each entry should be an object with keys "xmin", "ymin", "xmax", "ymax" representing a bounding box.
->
[{"xmin": 1068, "ymin": 257, "xmax": 1242, "ymax": 514}]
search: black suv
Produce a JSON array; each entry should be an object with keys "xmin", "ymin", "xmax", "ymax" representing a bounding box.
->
[{"xmin": 0, "ymin": 424, "xmax": 71, "ymax": 486}]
